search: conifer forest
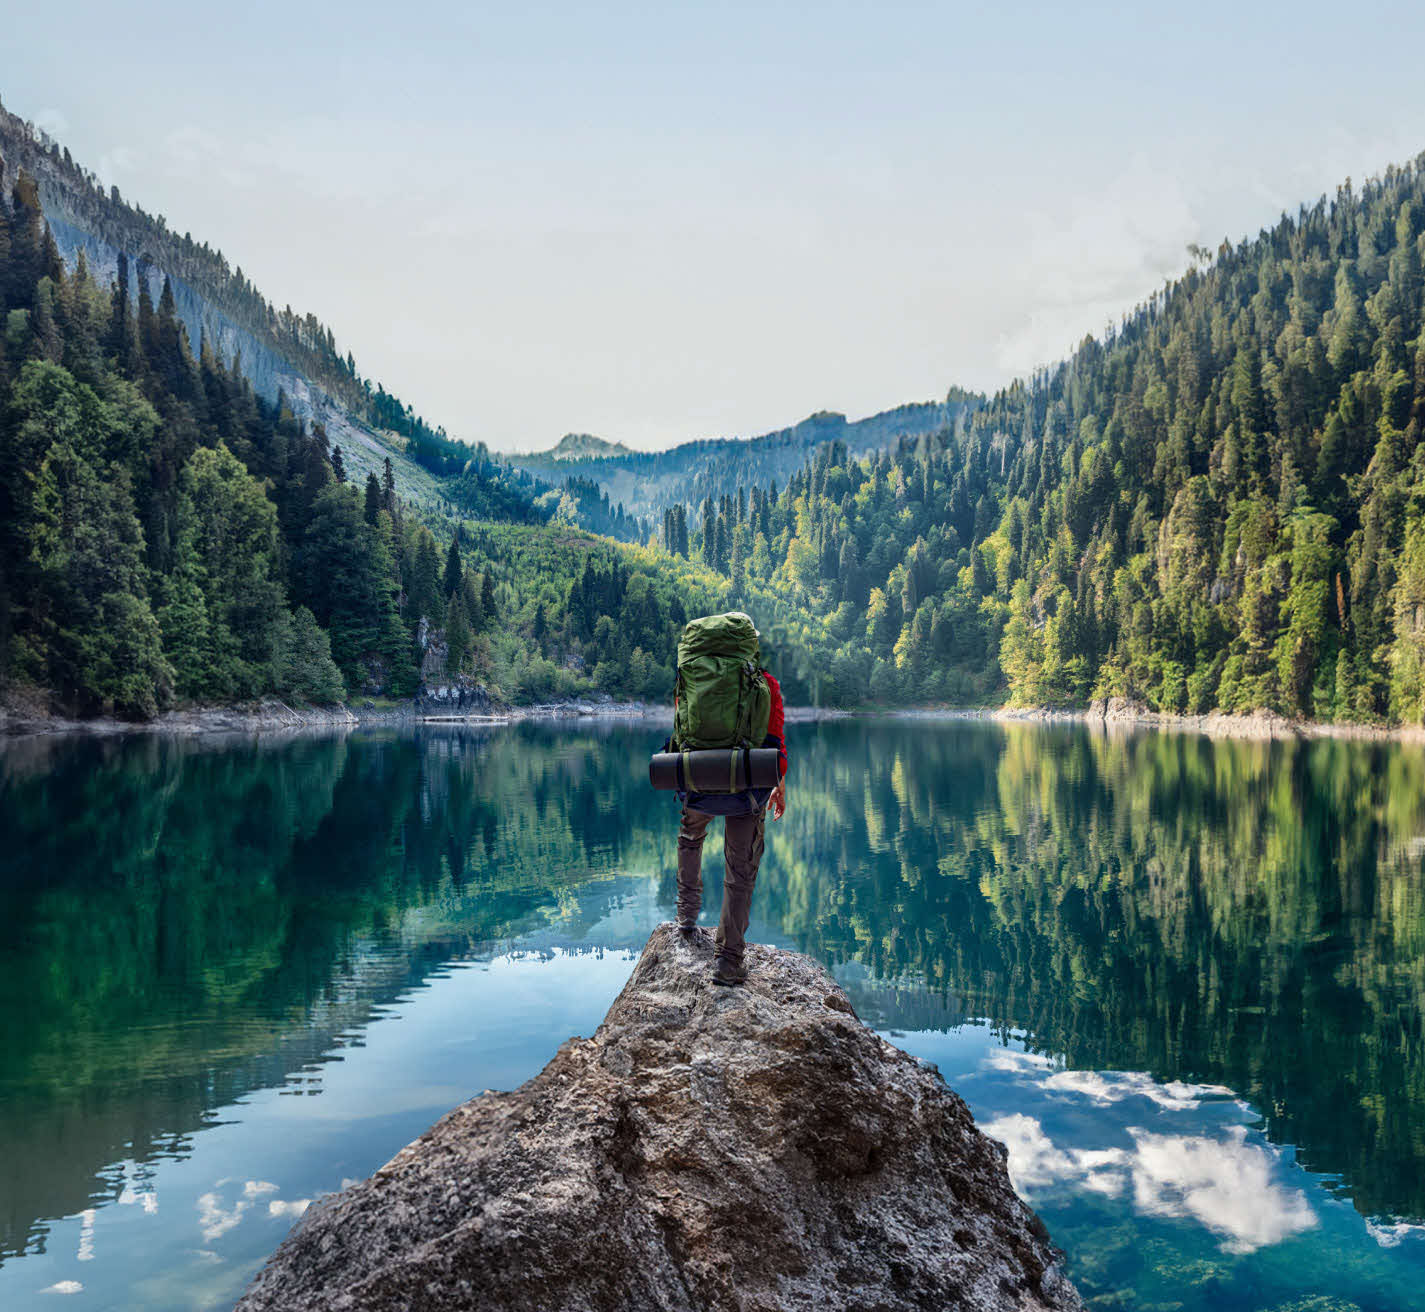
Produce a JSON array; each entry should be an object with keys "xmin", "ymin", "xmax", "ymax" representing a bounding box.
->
[{"xmin": 6, "ymin": 100, "xmax": 1425, "ymax": 725}]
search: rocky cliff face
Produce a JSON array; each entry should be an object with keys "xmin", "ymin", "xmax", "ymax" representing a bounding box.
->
[
  {"xmin": 235, "ymin": 925, "xmax": 1082, "ymax": 1312},
  {"xmin": 0, "ymin": 99, "xmax": 443, "ymax": 506}
]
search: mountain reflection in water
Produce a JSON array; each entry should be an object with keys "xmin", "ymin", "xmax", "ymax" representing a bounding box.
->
[{"xmin": 0, "ymin": 718, "xmax": 1422, "ymax": 1310}]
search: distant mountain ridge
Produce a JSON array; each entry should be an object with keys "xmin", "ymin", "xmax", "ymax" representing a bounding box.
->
[
  {"xmin": 0, "ymin": 96, "xmax": 971, "ymax": 539},
  {"xmin": 543, "ymin": 432, "xmax": 636, "ymax": 461},
  {"xmin": 509, "ymin": 391, "xmax": 984, "ymax": 521}
]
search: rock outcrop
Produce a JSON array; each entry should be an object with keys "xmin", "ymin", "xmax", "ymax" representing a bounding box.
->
[{"xmin": 235, "ymin": 925, "xmax": 1082, "ymax": 1312}]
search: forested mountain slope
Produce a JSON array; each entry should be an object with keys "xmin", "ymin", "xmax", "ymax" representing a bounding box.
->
[
  {"xmin": 0, "ymin": 97, "xmax": 489, "ymax": 501},
  {"xmin": 10, "ymin": 85, "xmax": 1425, "ymax": 728},
  {"xmin": 0, "ymin": 175, "xmax": 729, "ymax": 721},
  {"xmin": 508, "ymin": 394, "xmax": 982, "ymax": 524},
  {"xmin": 671, "ymin": 164, "xmax": 1425, "ymax": 724},
  {"xmin": 0, "ymin": 142, "xmax": 721, "ymax": 717}
]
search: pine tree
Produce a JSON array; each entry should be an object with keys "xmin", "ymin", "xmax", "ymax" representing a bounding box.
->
[
  {"xmin": 135, "ymin": 263, "xmax": 157, "ymax": 374},
  {"xmin": 480, "ymin": 571, "xmax": 496, "ymax": 626},
  {"xmin": 273, "ymin": 606, "xmax": 346, "ymax": 703},
  {"xmin": 444, "ymin": 593, "xmax": 472, "ymax": 675},
  {"xmin": 30, "ymin": 277, "xmax": 62, "ymax": 363},
  {"xmin": 364, "ymin": 472, "xmax": 383, "ymax": 525},
  {"xmin": 382, "ymin": 456, "xmax": 397, "ymax": 516},
  {"xmin": 442, "ymin": 538, "xmax": 462, "ymax": 598},
  {"xmin": 28, "ymin": 443, "xmax": 171, "ymax": 717},
  {"xmin": 157, "ymin": 519, "xmax": 213, "ymax": 699},
  {"xmin": 408, "ymin": 528, "xmax": 442, "ymax": 623}
]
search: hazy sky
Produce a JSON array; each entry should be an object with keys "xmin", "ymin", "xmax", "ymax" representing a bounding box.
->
[{"xmin": 5, "ymin": 2, "xmax": 1425, "ymax": 451}]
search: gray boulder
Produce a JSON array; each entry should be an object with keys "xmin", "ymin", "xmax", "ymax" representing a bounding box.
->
[{"xmin": 235, "ymin": 925, "xmax": 1082, "ymax": 1312}]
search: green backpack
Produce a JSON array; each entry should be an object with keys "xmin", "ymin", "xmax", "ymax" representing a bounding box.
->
[{"xmin": 673, "ymin": 612, "xmax": 771, "ymax": 750}]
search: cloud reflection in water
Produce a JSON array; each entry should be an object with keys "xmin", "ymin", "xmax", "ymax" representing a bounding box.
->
[{"xmin": 980, "ymin": 1051, "xmax": 1318, "ymax": 1254}]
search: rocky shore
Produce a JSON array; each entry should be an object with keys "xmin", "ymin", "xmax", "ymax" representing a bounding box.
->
[
  {"xmin": 993, "ymin": 695, "xmax": 1425, "ymax": 742},
  {"xmin": 235, "ymin": 925, "xmax": 1082, "ymax": 1312},
  {"xmin": 0, "ymin": 693, "xmax": 407, "ymax": 738},
  {"xmin": 0, "ymin": 690, "xmax": 859, "ymax": 739},
  {"xmin": 0, "ymin": 687, "xmax": 664, "ymax": 738}
]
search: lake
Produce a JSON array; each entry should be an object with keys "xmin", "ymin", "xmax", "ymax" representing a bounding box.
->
[{"xmin": 1, "ymin": 717, "xmax": 1423, "ymax": 1310}]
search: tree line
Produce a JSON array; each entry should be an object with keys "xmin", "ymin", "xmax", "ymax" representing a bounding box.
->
[
  {"xmin": 15, "ymin": 130, "xmax": 1425, "ymax": 725},
  {"xmin": 0, "ymin": 169, "xmax": 516, "ymax": 716},
  {"xmin": 652, "ymin": 163, "xmax": 1425, "ymax": 724}
]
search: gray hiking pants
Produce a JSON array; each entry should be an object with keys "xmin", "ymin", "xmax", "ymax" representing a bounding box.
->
[{"xmin": 676, "ymin": 806, "xmax": 766, "ymax": 963}]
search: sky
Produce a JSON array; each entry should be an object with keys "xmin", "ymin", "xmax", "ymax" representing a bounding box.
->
[{"xmin": 5, "ymin": 1, "xmax": 1425, "ymax": 452}]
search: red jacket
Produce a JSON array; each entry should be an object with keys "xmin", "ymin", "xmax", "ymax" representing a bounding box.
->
[{"xmin": 763, "ymin": 671, "xmax": 787, "ymax": 778}]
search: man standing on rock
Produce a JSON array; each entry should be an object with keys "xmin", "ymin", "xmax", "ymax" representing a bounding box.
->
[{"xmin": 669, "ymin": 613, "xmax": 787, "ymax": 987}]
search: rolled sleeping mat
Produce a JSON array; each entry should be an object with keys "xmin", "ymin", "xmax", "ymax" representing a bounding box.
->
[{"xmin": 649, "ymin": 747, "xmax": 782, "ymax": 793}]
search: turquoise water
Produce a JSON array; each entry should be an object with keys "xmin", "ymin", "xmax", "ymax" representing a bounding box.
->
[{"xmin": 0, "ymin": 719, "xmax": 1422, "ymax": 1310}]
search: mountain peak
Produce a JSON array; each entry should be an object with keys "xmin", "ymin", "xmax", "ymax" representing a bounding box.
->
[{"xmin": 548, "ymin": 433, "xmax": 635, "ymax": 460}]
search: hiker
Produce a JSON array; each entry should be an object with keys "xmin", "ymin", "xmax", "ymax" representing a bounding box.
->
[{"xmin": 669, "ymin": 613, "xmax": 787, "ymax": 987}]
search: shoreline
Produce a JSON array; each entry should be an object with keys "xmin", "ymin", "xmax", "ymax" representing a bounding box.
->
[
  {"xmin": 989, "ymin": 696, "xmax": 1425, "ymax": 743},
  {"xmin": 0, "ymin": 695, "xmax": 852, "ymax": 741},
  {"xmin": 7, "ymin": 689, "xmax": 1422, "ymax": 744}
]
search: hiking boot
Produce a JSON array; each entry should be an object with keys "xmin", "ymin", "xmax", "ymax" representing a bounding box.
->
[
  {"xmin": 712, "ymin": 954, "xmax": 748, "ymax": 987},
  {"xmin": 677, "ymin": 920, "xmax": 700, "ymax": 938}
]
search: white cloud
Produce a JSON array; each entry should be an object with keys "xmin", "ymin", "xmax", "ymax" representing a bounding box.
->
[
  {"xmin": 268, "ymin": 1198, "xmax": 312, "ymax": 1219},
  {"xmin": 95, "ymin": 145, "xmax": 138, "ymax": 188},
  {"xmin": 1128, "ymin": 1126, "xmax": 1317, "ymax": 1254},
  {"xmin": 1365, "ymin": 1219, "xmax": 1425, "ymax": 1249},
  {"xmin": 118, "ymin": 1185, "xmax": 158, "ymax": 1213},
  {"xmin": 984, "ymin": 1114, "xmax": 1318, "ymax": 1255},
  {"xmin": 40, "ymin": 1281, "xmax": 83, "ymax": 1295},
  {"xmin": 165, "ymin": 125, "xmax": 222, "ymax": 166},
  {"xmin": 1041, "ymin": 1068, "xmax": 1235, "ymax": 1111},
  {"xmin": 76, "ymin": 1209, "xmax": 95, "ymax": 1262},
  {"xmin": 242, "ymin": 1180, "xmax": 279, "ymax": 1199},
  {"xmin": 196, "ymin": 1192, "xmax": 248, "ymax": 1242},
  {"xmin": 163, "ymin": 125, "xmax": 257, "ymax": 190},
  {"xmin": 980, "ymin": 1047, "xmax": 1057, "ymax": 1075},
  {"xmin": 982, "ymin": 1050, "xmax": 1236, "ymax": 1111},
  {"xmin": 984, "ymin": 1112, "xmax": 1132, "ymax": 1197},
  {"xmin": 994, "ymin": 159, "xmax": 1202, "ymax": 379}
]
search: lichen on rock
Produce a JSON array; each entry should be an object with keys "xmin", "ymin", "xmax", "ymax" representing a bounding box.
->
[{"xmin": 235, "ymin": 924, "xmax": 1083, "ymax": 1311}]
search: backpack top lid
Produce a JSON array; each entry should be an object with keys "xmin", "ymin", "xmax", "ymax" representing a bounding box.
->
[{"xmin": 677, "ymin": 611, "xmax": 761, "ymax": 667}]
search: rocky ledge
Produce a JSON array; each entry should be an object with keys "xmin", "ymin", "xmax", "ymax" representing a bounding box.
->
[{"xmin": 235, "ymin": 926, "xmax": 1082, "ymax": 1312}]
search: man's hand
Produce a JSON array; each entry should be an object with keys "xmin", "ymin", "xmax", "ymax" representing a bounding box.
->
[{"xmin": 769, "ymin": 779, "xmax": 787, "ymax": 821}]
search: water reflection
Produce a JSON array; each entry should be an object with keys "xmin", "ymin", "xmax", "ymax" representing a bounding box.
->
[
  {"xmin": 785, "ymin": 721, "xmax": 1425, "ymax": 1222},
  {"xmin": 980, "ymin": 1057, "xmax": 1316, "ymax": 1255},
  {"xmin": 0, "ymin": 718, "xmax": 1423, "ymax": 1308}
]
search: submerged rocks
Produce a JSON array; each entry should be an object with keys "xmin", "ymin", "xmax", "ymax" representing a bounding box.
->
[{"xmin": 235, "ymin": 926, "xmax": 1082, "ymax": 1312}]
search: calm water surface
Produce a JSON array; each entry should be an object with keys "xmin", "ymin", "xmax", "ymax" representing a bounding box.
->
[{"xmin": 1, "ymin": 719, "xmax": 1423, "ymax": 1310}]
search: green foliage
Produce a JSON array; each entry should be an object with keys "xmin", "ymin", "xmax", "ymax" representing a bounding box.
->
[
  {"xmin": 272, "ymin": 606, "xmax": 346, "ymax": 704},
  {"xmin": 19, "ymin": 136, "xmax": 1425, "ymax": 722},
  {"xmin": 0, "ymin": 179, "xmax": 412, "ymax": 715},
  {"xmin": 176, "ymin": 444, "xmax": 286, "ymax": 697},
  {"xmin": 295, "ymin": 486, "xmax": 414, "ymax": 696},
  {"xmin": 563, "ymin": 162, "xmax": 1425, "ymax": 721},
  {"xmin": 1389, "ymin": 513, "xmax": 1425, "ymax": 722},
  {"xmin": 444, "ymin": 592, "xmax": 472, "ymax": 675},
  {"xmin": 28, "ymin": 441, "xmax": 170, "ymax": 717}
]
